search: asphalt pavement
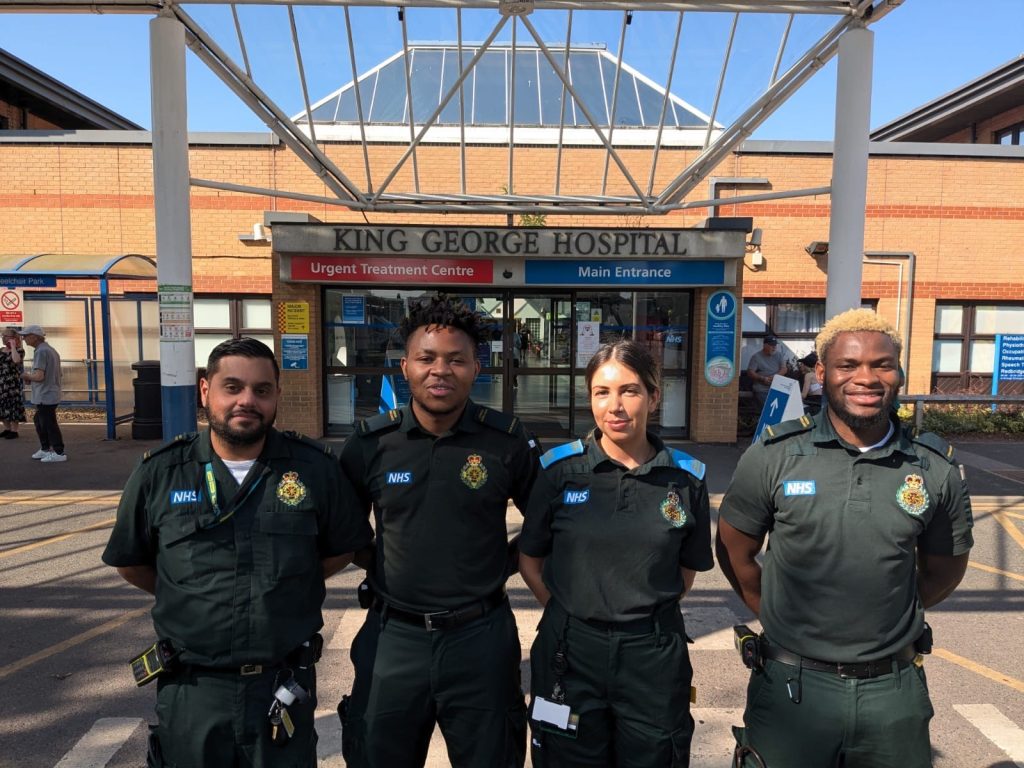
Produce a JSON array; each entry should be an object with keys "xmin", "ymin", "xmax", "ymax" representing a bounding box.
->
[{"xmin": 1, "ymin": 423, "xmax": 1022, "ymax": 768}]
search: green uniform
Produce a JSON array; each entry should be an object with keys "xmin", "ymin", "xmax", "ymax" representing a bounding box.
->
[
  {"xmin": 339, "ymin": 401, "xmax": 538, "ymax": 768},
  {"xmin": 719, "ymin": 412, "xmax": 974, "ymax": 768},
  {"xmin": 519, "ymin": 432, "xmax": 714, "ymax": 768},
  {"xmin": 102, "ymin": 428, "xmax": 371, "ymax": 768}
]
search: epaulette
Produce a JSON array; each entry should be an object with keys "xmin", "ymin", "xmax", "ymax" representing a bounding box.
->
[
  {"xmin": 474, "ymin": 405, "xmax": 522, "ymax": 435},
  {"xmin": 539, "ymin": 439, "xmax": 585, "ymax": 469},
  {"xmin": 911, "ymin": 429, "xmax": 957, "ymax": 464},
  {"xmin": 142, "ymin": 432, "xmax": 198, "ymax": 462},
  {"xmin": 669, "ymin": 448, "xmax": 706, "ymax": 481},
  {"xmin": 761, "ymin": 414, "xmax": 814, "ymax": 444},
  {"xmin": 281, "ymin": 430, "xmax": 335, "ymax": 456},
  {"xmin": 357, "ymin": 409, "xmax": 403, "ymax": 436}
]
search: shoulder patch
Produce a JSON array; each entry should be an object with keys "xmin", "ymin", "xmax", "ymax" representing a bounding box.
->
[
  {"xmin": 357, "ymin": 409, "xmax": 403, "ymax": 436},
  {"xmin": 281, "ymin": 430, "xmax": 335, "ymax": 456},
  {"xmin": 142, "ymin": 432, "xmax": 198, "ymax": 462},
  {"xmin": 912, "ymin": 430, "xmax": 957, "ymax": 464},
  {"xmin": 762, "ymin": 414, "xmax": 814, "ymax": 444},
  {"xmin": 475, "ymin": 405, "xmax": 521, "ymax": 435},
  {"xmin": 669, "ymin": 448, "xmax": 706, "ymax": 481},
  {"xmin": 540, "ymin": 439, "xmax": 585, "ymax": 469}
]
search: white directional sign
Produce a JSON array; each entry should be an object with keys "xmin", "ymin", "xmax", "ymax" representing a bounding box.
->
[{"xmin": 753, "ymin": 374, "xmax": 806, "ymax": 443}]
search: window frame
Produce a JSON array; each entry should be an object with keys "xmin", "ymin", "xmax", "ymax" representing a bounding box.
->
[
  {"xmin": 994, "ymin": 121, "xmax": 1023, "ymax": 145},
  {"xmin": 932, "ymin": 301, "xmax": 1024, "ymax": 393}
]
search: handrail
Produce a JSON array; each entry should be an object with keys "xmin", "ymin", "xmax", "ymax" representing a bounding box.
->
[{"xmin": 904, "ymin": 394, "xmax": 1024, "ymax": 431}]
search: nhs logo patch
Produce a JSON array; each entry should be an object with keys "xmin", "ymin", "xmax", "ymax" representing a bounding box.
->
[
  {"xmin": 783, "ymin": 480, "xmax": 816, "ymax": 497},
  {"xmin": 563, "ymin": 489, "xmax": 590, "ymax": 505},
  {"xmin": 387, "ymin": 471, "xmax": 413, "ymax": 485},
  {"xmin": 170, "ymin": 489, "xmax": 202, "ymax": 505}
]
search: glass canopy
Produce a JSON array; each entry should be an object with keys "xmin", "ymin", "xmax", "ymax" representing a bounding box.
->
[{"xmin": 300, "ymin": 44, "xmax": 710, "ymax": 130}]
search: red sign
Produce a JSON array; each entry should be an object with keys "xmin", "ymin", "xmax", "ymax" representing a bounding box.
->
[{"xmin": 289, "ymin": 255, "xmax": 493, "ymax": 285}]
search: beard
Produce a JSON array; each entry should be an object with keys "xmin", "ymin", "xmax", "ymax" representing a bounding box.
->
[
  {"xmin": 825, "ymin": 386, "xmax": 896, "ymax": 431},
  {"xmin": 207, "ymin": 408, "xmax": 274, "ymax": 446}
]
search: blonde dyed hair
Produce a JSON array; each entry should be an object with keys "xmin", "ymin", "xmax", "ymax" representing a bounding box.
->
[{"xmin": 815, "ymin": 309, "xmax": 902, "ymax": 361}]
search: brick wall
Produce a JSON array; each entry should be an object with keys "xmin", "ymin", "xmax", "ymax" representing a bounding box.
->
[{"xmin": 2, "ymin": 138, "xmax": 1023, "ymax": 436}]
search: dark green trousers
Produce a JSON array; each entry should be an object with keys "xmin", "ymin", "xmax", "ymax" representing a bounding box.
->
[
  {"xmin": 349, "ymin": 600, "xmax": 526, "ymax": 768},
  {"xmin": 736, "ymin": 657, "xmax": 934, "ymax": 768},
  {"xmin": 528, "ymin": 600, "xmax": 694, "ymax": 768},
  {"xmin": 151, "ymin": 665, "xmax": 317, "ymax": 768},
  {"xmin": 340, "ymin": 609, "xmax": 381, "ymax": 767}
]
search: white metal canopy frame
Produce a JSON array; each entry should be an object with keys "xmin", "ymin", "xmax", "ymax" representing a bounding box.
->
[{"xmin": 0, "ymin": 0, "xmax": 900, "ymax": 216}]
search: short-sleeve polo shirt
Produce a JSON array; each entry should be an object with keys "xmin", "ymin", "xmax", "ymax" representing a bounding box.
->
[
  {"xmin": 719, "ymin": 412, "xmax": 974, "ymax": 662},
  {"xmin": 339, "ymin": 401, "xmax": 538, "ymax": 614},
  {"xmin": 519, "ymin": 432, "xmax": 713, "ymax": 623},
  {"xmin": 102, "ymin": 428, "xmax": 372, "ymax": 666}
]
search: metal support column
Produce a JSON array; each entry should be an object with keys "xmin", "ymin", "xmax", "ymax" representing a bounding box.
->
[
  {"xmin": 826, "ymin": 24, "xmax": 873, "ymax": 319},
  {"xmin": 99, "ymin": 278, "xmax": 117, "ymax": 440},
  {"xmin": 151, "ymin": 14, "xmax": 197, "ymax": 438}
]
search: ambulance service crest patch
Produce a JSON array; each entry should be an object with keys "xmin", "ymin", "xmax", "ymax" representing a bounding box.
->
[
  {"xmin": 276, "ymin": 471, "xmax": 307, "ymax": 507},
  {"xmin": 460, "ymin": 454, "xmax": 488, "ymax": 490},
  {"xmin": 897, "ymin": 473, "xmax": 929, "ymax": 516},
  {"xmin": 660, "ymin": 490, "xmax": 687, "ymax": 528}
]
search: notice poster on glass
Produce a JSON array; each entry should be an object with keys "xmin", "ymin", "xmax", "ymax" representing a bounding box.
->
[{"xmin": 576, "ymin": 321, "xmax": 601, "ymax": 368}]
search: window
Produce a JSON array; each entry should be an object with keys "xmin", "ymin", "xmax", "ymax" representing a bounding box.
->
[
  {"xmin": 995, "ymin": 122, "xmax": 1023, "ymax": 145},
  {"xmin": 740, "ymin": 300, "xmax": 826, "ymax": 369},
  {"xmin": 194, "ymin": 296, "xmax": 273, "ymax": 369},
  {"xmin": 932, "ymin": 302, "xmax": 1024, "ymax": 394}
]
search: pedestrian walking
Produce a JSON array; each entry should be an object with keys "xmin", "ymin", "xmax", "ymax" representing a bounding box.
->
[
  {"xmin": 0, "ymin": 327, "xmax": 25, "ymax": 439},
  {"xmin": 19, "ymin": 325, "xmax": 65, "ymax": 462}
]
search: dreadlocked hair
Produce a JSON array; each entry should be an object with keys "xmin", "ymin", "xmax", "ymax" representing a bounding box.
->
[
  {"xmin": 400, "ymin": 294, "xmax": 486, "ymax": 349},
  {"xmin": 815, "ymin": 308, "xmax": 902, "ymax": 361}
]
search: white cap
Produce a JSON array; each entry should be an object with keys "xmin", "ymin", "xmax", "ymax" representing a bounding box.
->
[{"xmin": 19, "ymin": 324, "xmax": 45, "ymax": 337}]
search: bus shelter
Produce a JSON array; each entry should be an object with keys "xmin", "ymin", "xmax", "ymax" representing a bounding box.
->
[{"xmin": 0, "ymin": 253, "xmax": 157, "ymax": 440}]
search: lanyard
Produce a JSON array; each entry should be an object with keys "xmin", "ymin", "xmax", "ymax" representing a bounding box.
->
[{"xmin": 202, "ymin": 461, "xmax": 269, "ymax": 528}]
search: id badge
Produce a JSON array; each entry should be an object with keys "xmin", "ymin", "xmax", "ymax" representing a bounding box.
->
[{"xmin": 532, "ymin": 696, "xmax": 580, "ymax": 739}]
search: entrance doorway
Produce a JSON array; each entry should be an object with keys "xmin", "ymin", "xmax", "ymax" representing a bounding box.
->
[{"xmin": 323, "ymin": 288, "xmax": 692, "ymax": 438}]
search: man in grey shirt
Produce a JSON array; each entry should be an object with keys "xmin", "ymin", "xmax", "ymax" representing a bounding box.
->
[
  {"xmin": 20, "ymin": 325, "xmax": 65, "ymax": 463},
  {"xmin": 747, "ymin": 334, "xmax": 785, "ymax": 407}
]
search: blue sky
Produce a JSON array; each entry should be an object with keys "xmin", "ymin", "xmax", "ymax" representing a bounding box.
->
[{"xmin": 1, "ymin": 0, "xmax": 1021, "ymax": 139}]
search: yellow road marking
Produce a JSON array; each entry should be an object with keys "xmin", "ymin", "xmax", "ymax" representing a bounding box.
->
[
  {"xmin": 0, "ymin": 606, "xmax": 149, "ymax": 681},
  {"xmin": 933, "ymin": 648, "xmax": 1024, "ymax": 694},
  {"xmin": 1004, "ymin": 511, "xmax": 1024, "ymax": 522},
  {"xmin": 992, "ymin": 512, "xmax": 1024, "ymax": 552},
  {"xmin": 0, "ymin": 494, "xmax": 121, "ymax": 504},
  {"xmin": 968, "ymin": 561, "xmax": 1024, "ymax": 582},
  {"xmin": 0, "ymin": 517, "xmax": 117, "ymax": 559}
]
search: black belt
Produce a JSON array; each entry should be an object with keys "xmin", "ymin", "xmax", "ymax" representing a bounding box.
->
[
  {"xmin": 761, "ymin": 642, "xmax": 918, "ymax": 679},
  {"xmin": 573, "ymin": 602, "xmax": 681, "ymax": 635},
  {"xmin": 181, "ymin": 634, "xmax": 323, "ymax": 677},
  {"xmin": 377, "ymin": 590, "xmax": 507, "ymax": 631}
]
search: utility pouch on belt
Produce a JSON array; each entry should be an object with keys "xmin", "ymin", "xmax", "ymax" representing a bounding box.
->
[
  {"xmin": 914, "ymin": 622, "xmax": 933, "ymax": 655},
  {"xmin": 357, "ymin": 579, "xmax": 375, "ymax": 610},
  {"xmin": 733, "ymin": 625, "xmax": 762, "ymax": 671},
  {"xmin": 130, "ymin": 640, "xmax": 179, "ymax": 686}
]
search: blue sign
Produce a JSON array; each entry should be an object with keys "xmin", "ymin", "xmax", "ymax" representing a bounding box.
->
[
  {"xmin": 994, "ymin": 334, "xmax": 1024, "ymax": 382},
  {"xmin": 342, "ymin": 295, "xmax": 365, "ymax": 325},
  {"xmin": 753, "ymin": 389, "xmax": 792, "ymax": 443},
  {"xmin": 0, "ymin": 276, "xmax": 56, "ymax": 288},
  {"xmin": 704, "ymin": 289, "xmax": 737, "ymax": 387},
  {"xmin": 524, "ymin": 259, "xmax": 724, "ymax": 286},
  {"xmin": 281, "ymin": 334, "xmax": 308, "ymax": 371}
]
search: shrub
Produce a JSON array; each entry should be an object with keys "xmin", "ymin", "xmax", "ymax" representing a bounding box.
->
[{"xmin": 898, "ymin": 404, "xmax": 1024, "ymax": 436}]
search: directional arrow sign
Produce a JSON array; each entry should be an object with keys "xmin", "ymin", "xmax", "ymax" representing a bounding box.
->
[{"xmin": 753, "ymin": 374, "xmax": 806, "ymax": 444}]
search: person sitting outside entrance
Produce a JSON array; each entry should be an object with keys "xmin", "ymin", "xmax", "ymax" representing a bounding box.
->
[{"xmin": 746, "ymin": 335, "xmax": 784, "ymax": 408}]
